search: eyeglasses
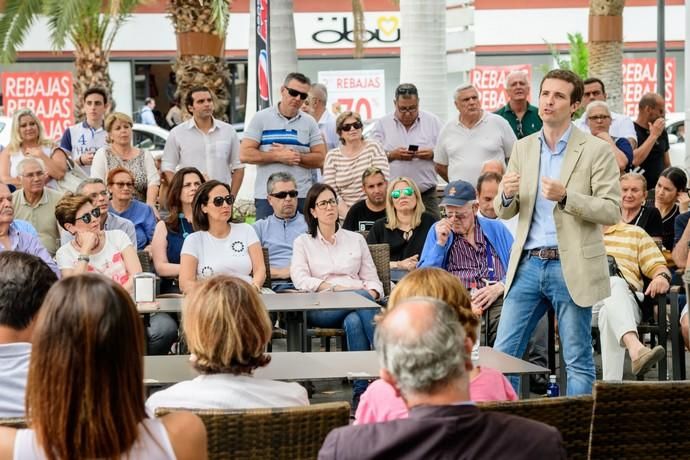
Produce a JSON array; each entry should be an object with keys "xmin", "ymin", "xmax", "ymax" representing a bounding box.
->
[
  {"xmin": 391, "ymin": 187, "xmax": 414, "ymax": 199},
  {"xmin": 397, "ymin": 105, "xmax": 418, "ymax": 114},
  {"xmin": 588, "ymin": 115, "xmax": 611, "ymax": 122},
  {"xmin": 87, "ymin": 190, "xmax": 109, "ymax": 200},
  {"xmin": 212, "ymin": 195, "xmax": 235, "ymax": 207},
  {"xmin": 270, "ymin": 190, "xmax": 299, "ymax": 199},
  {"xmin": 395, "ymin": 84, "xmax": 418, "ymax": 97},
  {"xmin": 341, "ymin": 121, "xmax": 363, "ymax": 132},
  {"xmin": 442, "ymin": 209, "xmax": 473, "ymax": 220},
  {"xmin": 76, "ymin": 207, "xmax": 101, "ymax": 224},
  {"xmin": 315, "ymin": 198, "xmax": 338, "ymax": 209},
  {"xmin": 112, "ymin": 182, "xmax": 134, "ymax": 189},
  {"xmin": 22, "ymin": 171, "xmax": 45, "ymax": 179},
  {"xmin": 285, "ymin": 87, "xmax": 308, "ymax": 100}
]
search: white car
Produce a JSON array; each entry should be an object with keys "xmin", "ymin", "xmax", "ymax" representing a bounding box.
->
[
  {"xmin": 132, "ymin": 123, "xmax": 169, "ymax": 160},
  {"xmin": 0, "ymin": 116, "xmax": 12, "ymax": 148},
  {"xmin": 665, "ymin": 112, "xmax": 686, "ymax": 169}
]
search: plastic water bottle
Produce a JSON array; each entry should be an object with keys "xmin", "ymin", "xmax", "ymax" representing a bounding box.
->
[
  {"xmin": 546, "ymin": 375, "xmax": 560, "ymax": 397},
  {"xmin": 470, "ymin": 281, "xmax": 480, "ymax": 363}
]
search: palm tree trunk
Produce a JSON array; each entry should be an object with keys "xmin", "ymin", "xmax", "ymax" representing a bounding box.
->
[
  {"xmin": 588, "ymin": 0, "xmax": 625, "ymax": 112},
  {"xmin": 268, "ymin": 0, "xmax": 298, "ymax": 102},
  {"xmin": 73, "ymin": 41, "xmax": 113, "ymax": 119},
  {"xmin": 399, "ymin": 0, "xmax": 447, "ymax": 120}
]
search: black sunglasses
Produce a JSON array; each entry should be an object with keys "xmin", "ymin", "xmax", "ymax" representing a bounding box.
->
[
  {"xmin": 285, "ymin": 87, "xmax": 308, "ymax": 100},
  {"xmin": 76, "ymin": 207, "xmax": 101, "ymax": 224},
  {"xmin": 270, "ymin": 190, "xmax": 299, "ymax": 199},
  {"xmin": 396, "ymin": 84, "xmax": 418, "ymax": 97},
  {"xmin": 212, "ymin": 195, "xmax": 235, "ymax": 207},
  {"xmin": 341, "ymin": 121, "xmax": 363, "ymax": 132}
]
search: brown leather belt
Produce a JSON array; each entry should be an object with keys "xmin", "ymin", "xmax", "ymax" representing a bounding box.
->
[{"xmin": 528, "ymin": 247, "xmax": 560, "ymax": 260}]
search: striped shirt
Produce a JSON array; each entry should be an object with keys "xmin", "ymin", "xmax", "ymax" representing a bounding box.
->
[
  {"xmin": 446, "ymin": 218, "xmax": 506, "ymax": 290},
  {"xmin": 322, "ymin": 140, "xmax": 389, "ymax": 213},
  {"xmin": 603, "ymin": 222, "xmax": 667, "ymax": 291}
]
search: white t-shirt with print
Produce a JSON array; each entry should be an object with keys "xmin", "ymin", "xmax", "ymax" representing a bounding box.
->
[
  {"xmin": 55, "ymin": 229, "xmax": 133, "ymax": 286},
  {"xmin": 181, "ymin": 223, "xmax": 259, "ymax": 284}
]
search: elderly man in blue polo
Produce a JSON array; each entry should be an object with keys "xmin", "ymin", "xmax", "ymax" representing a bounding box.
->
[{"xmin": 418, "ymin": 179, "xmax": 513, "ymax": 346}]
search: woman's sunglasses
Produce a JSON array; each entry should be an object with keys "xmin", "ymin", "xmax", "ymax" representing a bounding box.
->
[
  {"xmin": 212, "ymin": 195, "xmax": 235, "ymax": 207},
  {"xmin": 76, "ymin": 207, "xmax": 101, "ymax": 224},
  {"xmin": 341, "ymin": 121, "xmax": 363, "ymax": 132},
  {"xmin": 391, "ymin": 187, "xmax": 415, "ymax": 200}
]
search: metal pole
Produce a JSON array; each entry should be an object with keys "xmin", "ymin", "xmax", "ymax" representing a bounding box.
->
[
  {"xmin": 685, "ymin": 0, "xmax": 689, "ymax": 170},
  {"xmin": 657, "ymin": 0, "xmax": 665, "ymax": 99}
]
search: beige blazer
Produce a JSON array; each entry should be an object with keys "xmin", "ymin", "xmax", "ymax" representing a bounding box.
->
[{"xmin": 494, "ymin": 126, "xmax": 621, "ymax": 307}]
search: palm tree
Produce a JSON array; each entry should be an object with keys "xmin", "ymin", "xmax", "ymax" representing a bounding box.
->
[
  {"xmin": 0, "ymin": 0, "xmax": 142, "ymax": 117},
  {"xmin": 268, "ymin": 0, "xmax": 298, "ymax": 102},
  {"xmin": 588, "ymin": 0, "xmax": 625, "ymax": 112},
  {"xmin": 167, "ymin": 0, "xmax": 231, "ymax": 120}
]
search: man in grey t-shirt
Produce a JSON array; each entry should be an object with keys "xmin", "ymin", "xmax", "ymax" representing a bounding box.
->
[
  {"xmin": 241, "ymin": 72, "xmax": 326, "ymax": 220},
  {"xmin": 0, "ymin": 252, "xmax": 58, "ymax": 417}
]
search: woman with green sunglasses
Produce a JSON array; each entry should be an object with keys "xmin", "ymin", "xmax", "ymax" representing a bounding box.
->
[{"xmin": 366, "ymin": 177, "xmax": 436, "ymax": 281}]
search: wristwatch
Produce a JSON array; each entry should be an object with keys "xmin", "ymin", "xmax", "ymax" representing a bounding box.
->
[
  {"xmin": 77, "ymin": 254, "xmax": 90, "ymax": 263},
  {"xmin": 656, "ymin": 272, "xmax": 672, "ymax": 283}
]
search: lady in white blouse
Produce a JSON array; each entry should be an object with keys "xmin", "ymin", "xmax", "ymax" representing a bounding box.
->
[
  {"xmin": 291, "ymin": 182, "xmax": 383, "ymax": 408},
  {"xmin": 179, "ymin": 180, "xmax": 265, "ymax": 293}
]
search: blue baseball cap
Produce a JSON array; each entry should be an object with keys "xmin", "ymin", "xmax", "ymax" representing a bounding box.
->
[{"xmin": 440, "ymin": 180, "xmax": 476, "ymax": 207}]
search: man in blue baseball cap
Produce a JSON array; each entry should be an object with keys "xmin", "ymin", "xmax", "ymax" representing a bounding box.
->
[{"xmin": 418, "ymin": 179, "xmax": 513, "ymax": 346}]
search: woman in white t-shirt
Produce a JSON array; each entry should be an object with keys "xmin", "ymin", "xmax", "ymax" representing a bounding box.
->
[
  {"xmin": 179, "ymin": 180, "xmax": 265, "ymax": 292},
  {"xmin": 0, "ymin": 274, "xmax": 206, "ymax": 460},
  {"xmin": 146, "ymin": 275, "xmax": 309, "ymax": 412},
  {"xmin": 54, "ymin": 194, "xmax": 141, "ymax": 292}
]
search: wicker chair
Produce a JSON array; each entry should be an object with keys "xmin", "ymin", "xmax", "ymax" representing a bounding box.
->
[
  {"xmin": 0, "ymin": 418, "xmax": 26, "ymax": 428},
  {"xmin": 478, "ymin": 396, "xmax": 593, "ymax": 459},
  {"xmin": 589, "ymin": 381, "xmax": 690, "ymax": 459},
  {"xmin": 137, "ymin": 250, "xmax": 154, "ymax": 273},
  {"xmin": 155, "ymin": 402, "xmax": 350, "ymax": 460}
]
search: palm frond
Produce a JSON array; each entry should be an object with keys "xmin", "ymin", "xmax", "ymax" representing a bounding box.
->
[
  {"xmin": 209, "ymin": 0, "xmax": 230, "ymax": 34},
  {"xmin": 0, "ymin": 0, "xmax": 44, "ymax": 63},
  {"xmin": 44, "ymin": 0, "xmax": 99, "ymax": 51}
]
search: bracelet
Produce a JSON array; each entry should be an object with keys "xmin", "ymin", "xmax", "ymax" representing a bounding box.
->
[{"xmin": 77, "ymin": 254, "xmax": 90, "ymax": 263}]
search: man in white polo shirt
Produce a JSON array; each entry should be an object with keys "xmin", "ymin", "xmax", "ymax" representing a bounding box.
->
[
  {"xmin": 161, "ymin": 86, "xmax": 244, "ymax": 197},
  {"xmin": 434, "ymin": 84, "xmax": 516, "ymax": 186}
]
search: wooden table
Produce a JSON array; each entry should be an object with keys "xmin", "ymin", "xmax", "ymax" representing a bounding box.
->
[
  {"xmin": 145, "ymin": 347, "xmax": 549, "ymax": 398},
  {"xmin": 140, "ymin": 292, "xmax": 381, "ymax": 352}
]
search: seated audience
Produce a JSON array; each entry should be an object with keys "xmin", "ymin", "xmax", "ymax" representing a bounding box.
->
[
  {"xmin": 476, "ymin": 172, "xmax": 517, "ymax": 236},
  {"xmin": 253, "ymin": 172, "xmax": 307, "ymax": 291},
  {"xmin": 585, "ymin": 100, "xmax": 633, "ymax": 172},
  {"xmin": 55, "ymin": 194, "xmax": 177, "ymax": 355},
  {"xmin": 107, "ymin": 167, "xmax": 156, "ymax": 250},
  {"xmin": 323, "ymin": 111, "xmax": 389, "ymax": 220},
  {"xmin": 60, "ymin": 178, "xmax": 137, "ymax": 247},
  {"xmin": 651, "ymin": 166, "xmax": 688, "ymax": 258},
  {"xmin": 620, "ymin": 172, "xmax": 662, "ymax": 241},
  {"xmin": 179, "ymin": 180, "xmax": 265, "ymax": 292},
  {"xmin": 596, "ymin": 222, "xmax": 670, "ymax": 380},
  {"xmin": 342, "ymin": 167, "xmax": 387, "ymax": 232},
  {"xmin": 0, "ymin": 183, "xmax": 59, "ymax": 276},
  {"xmin": 151, "ymin": 167, "xmax": 205, "ymax": 294},
  {"xmin": 0, "ymin": 274, "xmax": 206, "ymax": 459},
  {"xmin": 418, "ymin": 180, "xmax": 513, "ymax": 346},
  {"xmin": 0, "ymin": 252, "xmax": 58, "ymax": 417},
  {"xmin": 146, "ymin": 275, "xmax": 309, "ymax": 412},
  {"xmin": 355, "ymin": 268, "xmax": 516, "ymax": 425},
  {"xmin": 319, "ymin": 297, "xmax": 565, "ymax": 460},
  {"xmin": 291, "ymin": 182, "xmax": 383, "ymax": 407},
  {"xmin": 366, "ymin": 177, "xmax": 435, "ymax": 281},
  {"xmin": 11, "ymin": 158, "xmax": 63, "ymax": 255}
]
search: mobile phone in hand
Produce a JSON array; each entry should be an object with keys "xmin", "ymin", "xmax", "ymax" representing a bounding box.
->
[{"xmin": 408, "ymin": 144, "xmax": 419, "ymax": 153}]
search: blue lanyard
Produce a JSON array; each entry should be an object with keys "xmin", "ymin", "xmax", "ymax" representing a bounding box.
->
[
  {"xmin": 178, "ymin": 214, "xmax": 190, "ymax": 239},
  {"xmin": 485, "ymin": 242, "xmax": 495, "ymax": 282}
]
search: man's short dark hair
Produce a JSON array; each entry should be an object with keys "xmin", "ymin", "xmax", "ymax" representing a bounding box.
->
[
  {"xmin": 476, "ymin": 172, "xmax": 503, "ymax": 195},
  {"xmin": 639, "ymin": 92, "xmax": 662, "ymax": 111},
  {"xmin": 583, "ymin": 77, "xmax": 606, "ymax": 95},
  {"xmin": 84, "ymin": 86, "xmax": 108, "ymax": 105},
  {"xmin": 185, "ymin": 86, "xmax": 213, "ymax": 112},
  {"xmin": 283, "ymin": 72, "xmax": 311, "ymax": 87},
  {"xmin": 0, "ymin": 251, "xmax": 58, "ymax": 330},
  {"xmin": 395, "ymin": 83, "xmax": 418, "ymax": 100},
  {"xmin": 540, "ymin": 69, "xmax": 584, "ymax": 105},
  {"xmin": 362, "ymin": 167, "xmax": 385, "ymax": 185}
]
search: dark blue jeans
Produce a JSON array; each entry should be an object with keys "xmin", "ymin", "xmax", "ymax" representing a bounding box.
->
[{"xmin": 147, "ymin": 312, "xmax": 178, "ymax": 355}]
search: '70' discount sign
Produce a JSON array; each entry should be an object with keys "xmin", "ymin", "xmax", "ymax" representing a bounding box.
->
[{"xmin": 318, "ymin": 69, "xmax": 386, "ymax": 121}]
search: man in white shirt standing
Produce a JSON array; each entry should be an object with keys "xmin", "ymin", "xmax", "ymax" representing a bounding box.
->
[
  {"xmin": 162, "ymin": 86, "xmax": 244, "ymax": 197},
  {"xmin": 304, "ymin": 83, "xmax": 338, "ymax": 150},
  {"xmin": 574, "ymin": 77, "xmax": 637, "ymax": 148},
  {"xmin": 0, "ymin": 251, "xmax": 58, "ymax": 417},
  {"xmin": 435, "ymin": 84, "xmax": 516, "ymax": 187}
]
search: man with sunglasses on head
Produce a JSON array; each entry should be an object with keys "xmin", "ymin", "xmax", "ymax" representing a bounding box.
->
[
  {"xmin": 371, "ymin": 83, "xmax": 443, "ymax": 219},
  {"xmin": 418, "ymin": 180, "xmax": 513, "ymax": 347},
  {"xmin": 161, "ymin": 86, "xmax": 245, "ymax": 195},
  {"xmin": 495, "ymin": 71, "xmax": 542, "ymax": 140},
  {"xmin": 253, "ymin": 172, "xmax": 307, "ymax": 292},
  {"xmin": 59, "ymin": 178, "xmax": 137, "ymax": 248},
  {"xmin": 343, "ymin": 167, "xmax": 388, "ymax": 232},
  {"xmin": 241, "ymin": 72, "xmax": 326, "ymax": 220}
]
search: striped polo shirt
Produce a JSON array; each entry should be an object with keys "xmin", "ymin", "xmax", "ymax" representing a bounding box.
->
[{"xmin": 447, "ymin": 218, "xmax": 505, "ymax": 290}]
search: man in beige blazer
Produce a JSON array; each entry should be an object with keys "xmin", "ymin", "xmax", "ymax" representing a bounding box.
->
[{"xmin": 493, "ymin": 69, "xmax": 621, "ymax": 395}]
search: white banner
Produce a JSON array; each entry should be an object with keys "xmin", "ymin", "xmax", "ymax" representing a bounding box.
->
[{"xmin": 318, "ymin": 69, "xmax": 386, "ymax": 121}]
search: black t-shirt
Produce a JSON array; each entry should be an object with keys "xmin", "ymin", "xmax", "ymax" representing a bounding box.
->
[
  {"xmin": 635, "ymin": 122, "xmax": 670, "ymax": 189},
  {"xmin": 366, "ymin": 212, "xmax": 437, "ymax": 261},
  {"xmin": 342, "ymin": 200, "xmax": 386, "ymax": 232},
  {"xmin": 625, "ymin": 205, "xmax": 664, "ymax": 240}
]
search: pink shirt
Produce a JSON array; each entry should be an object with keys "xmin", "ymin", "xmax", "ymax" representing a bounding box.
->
[
  {"xmin": 290, "ymin": 228, "xmax": 384, "ymax": 296},
  {"xmin": 354, "ymin": 366, "xmax": 518, "ymax": 425}
]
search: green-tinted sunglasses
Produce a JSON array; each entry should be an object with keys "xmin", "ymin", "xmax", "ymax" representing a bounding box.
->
[{"xmin": 391, "ymin": 187, "xmax": 414, "ymax": 199}]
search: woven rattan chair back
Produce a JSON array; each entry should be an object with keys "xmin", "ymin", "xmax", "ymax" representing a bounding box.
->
[{"xmin": 368, "ymin": 243, "xmax": 390, "ymax": 296}]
